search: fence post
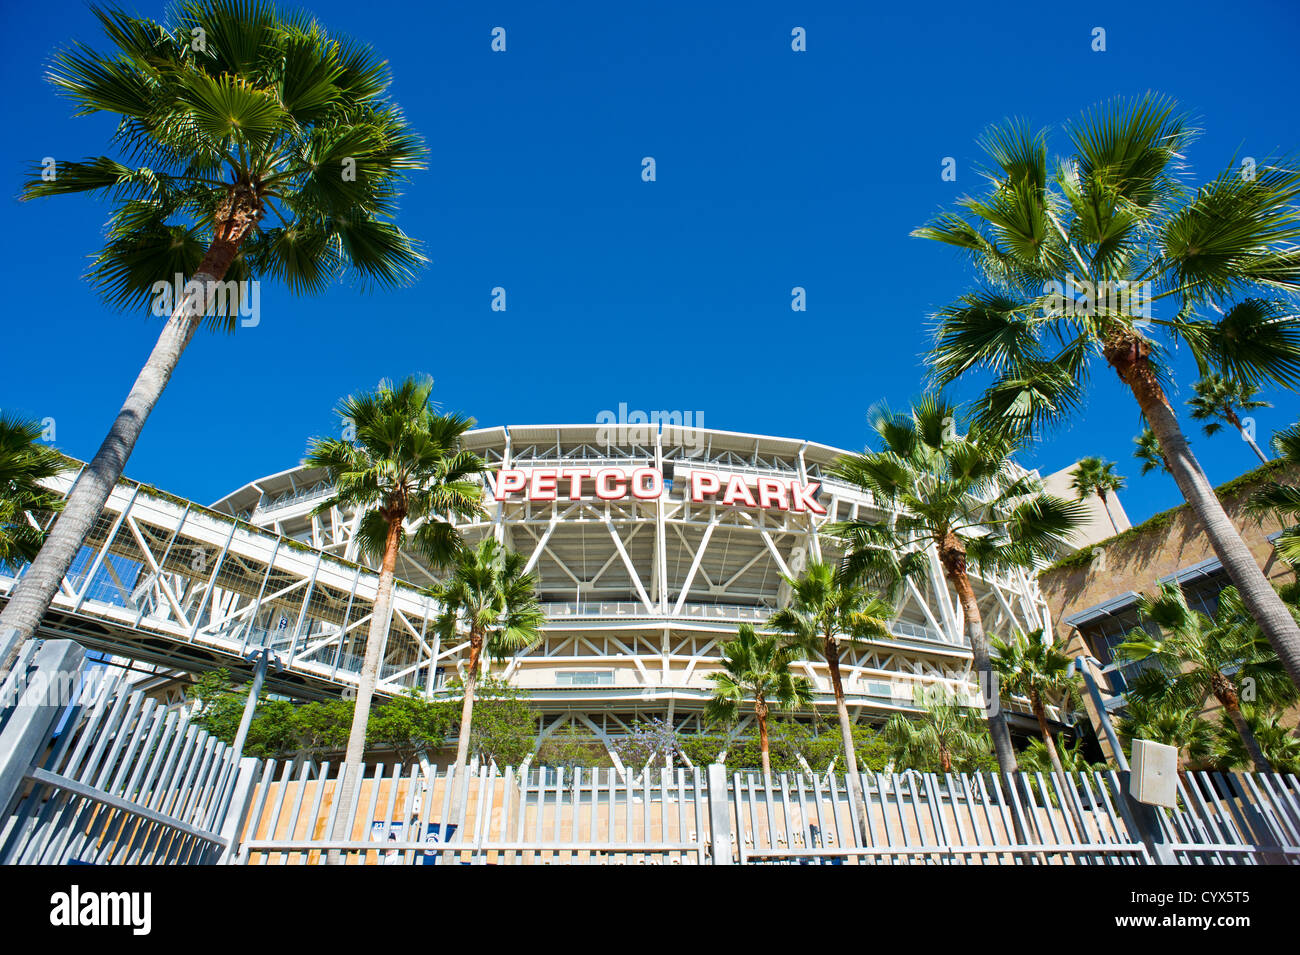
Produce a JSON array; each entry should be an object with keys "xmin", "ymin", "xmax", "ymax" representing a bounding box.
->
[
  {"xmin": 0, "ymin": 639, "xmax": 85, "ymax": 816},
  {"xmin": 706, "ymin": 763, "xmax": 732, "ymax": 865},
  {"xmin": 1115, "ymin": 771, "xmax": 1178, "ymax": 865},
  {"xmin": 217, "ymin": 757, "xmax": 262, "ymax": 865}
]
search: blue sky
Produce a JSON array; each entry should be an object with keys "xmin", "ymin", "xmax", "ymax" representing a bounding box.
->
[{"xmin": 1, "ymin": 0, "xmax": 1297, "ymax": 523}]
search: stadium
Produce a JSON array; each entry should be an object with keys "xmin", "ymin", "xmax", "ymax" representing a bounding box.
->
[{"xmin": 205, "ymin": 422, "xmax": 1060, "ymax": 758}]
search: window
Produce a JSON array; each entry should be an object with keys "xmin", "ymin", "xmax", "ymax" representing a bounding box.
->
[{"xmin": 557, "ymin": 671, "xmax": 614, "ymax": 686}]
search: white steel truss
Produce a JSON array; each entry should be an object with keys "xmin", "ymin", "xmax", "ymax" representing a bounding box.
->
[{"xmin": 3, "ymin": 425, "xmax": 1055, "ymax": 732}]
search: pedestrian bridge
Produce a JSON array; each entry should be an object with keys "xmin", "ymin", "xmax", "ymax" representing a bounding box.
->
[
  {"xmin": 1, "ymin": 468, "xmax": 442, "ymax": 701},
  {"xmin": 0, "ymin": 465, "xmax": 980, "ymax": 711}
]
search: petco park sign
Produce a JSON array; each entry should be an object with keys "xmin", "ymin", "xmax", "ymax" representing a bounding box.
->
[{"xmin": 491, "ymin": 466, "xmax": 826, "ymax": 514}]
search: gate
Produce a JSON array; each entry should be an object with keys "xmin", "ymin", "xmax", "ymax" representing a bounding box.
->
[{"xmin": 0, "ymin": 639, "xmax": 258, "ymax": 865}]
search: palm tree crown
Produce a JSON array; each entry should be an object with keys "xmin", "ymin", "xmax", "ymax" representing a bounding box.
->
[
  {"xmin": 991, "ymin": 627, "xmax": 1081, "ymax": 780},
  {"xmin": 829, "ymin": 398, "xmax": 1086, "ymax": 587},
  {"xmin": 1117, "ymin": 583, "xmax": 1297, "ymax": 772},
  {"xmin": 306, "ymin": 376, "xmax": 486, "ymax": 568},
  {"xmin": 1070, "ymin": 457, "xmax": 1125, "ymax": 534},
  {"xmin": 1188, "ymin": 374, "xmax": 1271, "ymax": 463},
  {"xmin": 0, "ymin": 417, "xmax": 67, "ymax": 565},
  {"xmin": 882, "ymin": 690, "xmax": 990, "ymax": 774},
  {"xmin": 25, "ymin": 0, "xmax": 426, "ymax": 312},
  {"xmin": 705, "ymin": 624, "xmax": 812, "ymax": 725},
  {"xmin": 1246, "ymin": 422, "xmax": 1300, "ymax": 566},
  {"xmin": 706, "ymin": 624, "xmax": 812, "ymax": 777},
  {"xmin": 1133, "ymin": 427, "xmax": 1171, "ymax": 476},
  {"xmin": 1070, "ymin": 457, "xmax": 1125, "ymax": 499}
]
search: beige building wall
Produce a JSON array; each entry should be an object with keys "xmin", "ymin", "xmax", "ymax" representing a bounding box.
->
[
  {"xmin": 1038, "ymin": 462, "xmax": 1297, "ymax": 627},
  {"xmin": 1041, "ymin": 462, "xmax": 1132, "ymax": 550}
]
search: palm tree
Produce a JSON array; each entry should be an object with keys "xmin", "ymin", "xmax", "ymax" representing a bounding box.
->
[
  {"xmin": 305, "ymin": 377, "xmax": 484, "ymax": 844},
  {"xmin": 1069, "ymin": 457, "xmax": 1125, "ymax": 535},
  {"xmin": 0, "ymin": 417, "xmax": 67, "ymax": 567},
  {"xmin": 1018, "ymin": 735, "xmax": 1101, "ymax": 776},
  {"xmin": 990, "ymin": 628, "xmax": 1081, "ymax": 781},
  {"xmin": 0, "ymin": 0, "xmax": 426, "ymax": 678},
  {"xmin": 767, "ymin": 561, "xmax": 894, "ymax": 838},
  {"xmin": 1133, "ymin": 427, "xmax": 1171, "ymax": 476},
  {"xmin": 1116, "ymin": 583, "xmax": 1296, "ymax": 773},
  {"xmin": 704, "ymin": 624, "xmax": 813, "ymax": 778},
  {"xmin": 1117, "ymin": 700, "xmax": 1216, "ymax": 778},
  {"xmin": 914, "ymin": 94, "xmax": 1300, "ymax": 690},
  {"xmin": 1187, "ymin": 374, "xmax": 1272, "ymax": 464},
  {"xmin": 432, "ymin": 538, "xmax": 545, "ymax": 774},
  {"xmin": 1214, "ymin": 706, "xmax": 1300, "ymax": 773},
  {"xmin": 827, "ymin": 397, "xmax": 1086, "ymax": 777},
  {"xmin": 882, "ymin": 689, "xmax": 990, "ymax": 773},
  {"xmin": 1246, "ymin": 422, "xmax": 1300, "ymax": 567}
]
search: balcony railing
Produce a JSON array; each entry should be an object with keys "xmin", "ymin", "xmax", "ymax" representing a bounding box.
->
[{"xmin": 538, "ymin": 601, "xmax": 962, "ymax": 647}]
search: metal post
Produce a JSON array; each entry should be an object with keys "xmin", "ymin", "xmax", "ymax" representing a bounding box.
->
[
  {"xmin": 229, "ymin": 648, "xmax": 277, "ymax": 765},
  {"xmin": 216, "ymin": 757, "xmax": 262, "ymax": 864},
  {"xmin": 706, "ymin": 762, "xmax": 732, "ymax": 865},
  {"xmin": 1071, "ymin": 654, "xmax": 1128, "ymax": 772},
  {"xmin": 0, "ymin": 640, "xmax": 86, "ymax": 815}
]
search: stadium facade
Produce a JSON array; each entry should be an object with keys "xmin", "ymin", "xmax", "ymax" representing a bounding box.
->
[{"xmin": 212, "ymin": 423, "xmax": 1061, "ymax": 756}]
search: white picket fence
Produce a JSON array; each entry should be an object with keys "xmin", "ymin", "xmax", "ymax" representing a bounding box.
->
[
  {"xmin": 3, "ymin": 641, "xmax": 1298, "ymax": 866},
  {"xmin": 231, "ymin": 759, "xmax": 1300, "ymax": 865}
]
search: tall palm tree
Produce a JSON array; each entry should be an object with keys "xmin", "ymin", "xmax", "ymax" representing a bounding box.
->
[
  {"xmin": 1069, "ymin": 457, "xmax": 1125, "ymax": 535},
  {"xmin": 827, "ymin": 397, "xmax": 1086, "ymax": 777},
  {"xmin": 704, "ymin": 624, "xmax": 813, "ymax": 778},
  {"xmin": 305, "ymin": 376, "xmax": 485, "ymax": 841},
  {"xmin": 432, "ymin": 538, "xmax": 545, "ymax": 774},
  {"xmin": 767, "ymin": 561, "xmax": 894, "ymax": 839},
  {"xmin": 0, "ymin": 417, "xmax": 67, "ymax": 567},
  {"xmin": 914, "ymin": 94, "xmax": 1300, "ymax": 689},
  {"xmin": 1133, "ymin": 427, "xmax": 1171, "ymax": 476},
  {"xmin": 0, "ymin": 0, "xmax": 426, "ymax": 677},
  {"xmin": 1117, "ymin": 699, "xmax": 1216, "ymax": 779},
  {"xmin": 1187, "ymin": 374, "xmax": 1272, "ymax": 464},
  {"xmin": 1246, "ymin": 422, "xmax": 1300, "ymax": 567},
  {"xmin": 1116, "ymin": 583, "xmax": 1296, "ymax": 773},
  {"xmin": 882, "ymin": 689, "xmax": 990, "ymax": 773},
  {"xmin": 990, "ymin": 628, "xmax": 1081, "ymax": 781}
]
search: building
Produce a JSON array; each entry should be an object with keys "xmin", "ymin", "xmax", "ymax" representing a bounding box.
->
[
  {"xmin": 211, "ymin": 423, "xmax": 1057, "ymax": 757},
  {"xmin": 1037, "ymin": 459, "xmax": 1299, "ymax": 759}
]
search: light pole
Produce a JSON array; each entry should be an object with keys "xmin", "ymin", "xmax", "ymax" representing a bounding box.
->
[
  {"xmin": 229, "ymin": 646, "xmax": 282, "ymax": 765},
  {"xmin": 1068, "ymin": 654, "xmax": 1128, "ymax": 772}
]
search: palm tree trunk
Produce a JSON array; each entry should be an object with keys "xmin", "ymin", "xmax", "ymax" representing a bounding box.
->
[
  {"xmin": 0, "ymin": 221, "xmax": 256, "ymax": 677},
  {"xmin": 1033, "ymin": 697, "xmax": 1068, "ymax": 781},
  {"xmin": 1217, "ymin": 691, "xmax": 1272, "ymax": 773},
  {"xmin": 329, "ymin": 513, "xmax": 402, "ymax": 854},
  {"xmin": 939, "ymin": 745, "xmax": 952, "ymax": 773},
  {"xmin": 1098, "ymin": 490, "xmax": 1120, "ymax": 536},
  {"xmin": 948, "ymin": 565, "xmax": 1019, "ymax": 775},
  {"xmin": 1236, "ymin": 425, "xmax": 1270, "ymax": 465},
  {"xmin": 1108, "ymin": 338, "xmax": 1300, "ymax": 691},
  {"xmin": 825, "ymin": 637, "xmax": 869, "ymax": 843},
  {"xmin": 454, "ymin": 635, "xmax": 484, "ymax": 770},
  {"xmin": 756, "ymin": 698, "xmax": 771, "ymax": 780}
]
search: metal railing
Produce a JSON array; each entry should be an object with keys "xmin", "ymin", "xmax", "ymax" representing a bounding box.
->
[{"xmin": 230, "ymin": 760, "xmax": 1300, "ymax": 865}]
